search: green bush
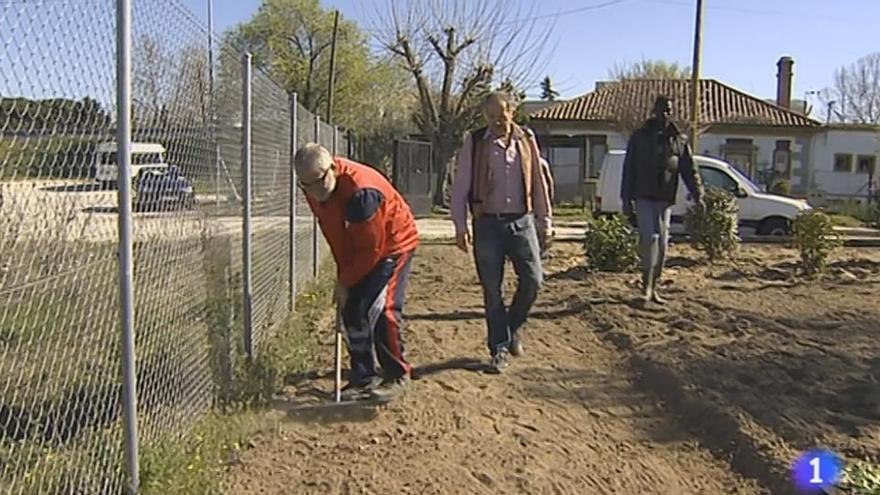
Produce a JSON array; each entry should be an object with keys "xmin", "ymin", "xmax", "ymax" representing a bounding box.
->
[
  {"xmin": 770, "ymin": 179, "xmax": 791, "ymax": 196},
  {"xmin": 868, "ymin": 192, "xmax": 880, "ymax": 228},
  {"xmin": 583, "ymin": 214, "xmax": 638, "ymax": 272},
  {"xmin": 684, "ymin": 187, "xmax": 740, "ymax": 260},
  {"xmin": 792, "ymin": 209, "xmax": 842, "ymax": 275},
  {"xmin": 0, "ymin": 136, "xmax": 97, "ymax": 179}
]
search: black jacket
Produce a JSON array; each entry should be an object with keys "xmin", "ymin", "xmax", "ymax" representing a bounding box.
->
[{"xmin": 620, "ymin": 118, "xmax": 703, "ymax": 204}]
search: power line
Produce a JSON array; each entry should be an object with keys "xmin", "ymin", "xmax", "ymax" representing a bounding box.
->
[
  {"xmin": 644, "ymin": 0, "xmax": 873, "ymax": 24},
  {"xmin": 499, "ymin": 0, "xmax": 631, "ymax": 26}
]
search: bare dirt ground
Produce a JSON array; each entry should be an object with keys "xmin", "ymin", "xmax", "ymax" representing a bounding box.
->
[{"xmin": 220, "ymin": 239, "xmax": 880, "ymax": 494}]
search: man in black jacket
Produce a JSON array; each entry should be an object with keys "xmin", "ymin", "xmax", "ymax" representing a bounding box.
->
[{"xmin": 620, "ymin": 96, "xmax": 704, "ymax": 304}]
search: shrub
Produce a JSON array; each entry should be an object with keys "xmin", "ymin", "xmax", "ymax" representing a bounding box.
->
[
  {"xmin": 583, "ymin": 214, "xmax": 638, "ymax": 272},
  {"xmin": 868, "ymin": 191, "xmax": 880, "ymax": 228},
  {"xmin": 792, "ymin": 209, "xmax": 842, "ymax": 275},
  {"xmin": 770, "ymin": 179, "xmax": 791, "ymax": 196},
  {"xmin": 684, "ymin": 187, "xmax": 740, "ymax": 260}
]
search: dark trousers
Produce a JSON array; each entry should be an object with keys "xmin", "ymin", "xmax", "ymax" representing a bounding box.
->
[
  {"xmin": 341, "ymin": 251, "xmax": 414, "ymax": 385},
  {"xmin": 472, "ymin": 213, "xmax": 543, "ymax": 356},
  {"xmin": 634, "ymin": 199, "xmax": 672, "ymax": 282}
]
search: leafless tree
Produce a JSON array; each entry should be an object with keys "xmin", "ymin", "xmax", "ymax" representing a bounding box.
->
[
  {"xmin": 821, "ymin": 52, "xmax": 880, "ymax": 124},
  {"xmin": 367, "ymin": 0, "xmax": 555, "ymax": 205},
  {"xmin": 609, "ymin": 58, "xmax": 690, "ymax": 81}
]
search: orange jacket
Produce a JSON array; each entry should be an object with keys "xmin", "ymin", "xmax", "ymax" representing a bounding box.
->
[{"xmin": 307, "ymin": 157, "xmax": 419, "ymax": 288}]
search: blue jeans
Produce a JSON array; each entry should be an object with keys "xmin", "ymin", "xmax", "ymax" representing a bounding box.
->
[
  {"xmin": 634, "ymin": 199, "xmax": 672, "ymax": 282},
  {"xmin": 472, "ymin": 213, "xmax": 543, "ymax": 356}
]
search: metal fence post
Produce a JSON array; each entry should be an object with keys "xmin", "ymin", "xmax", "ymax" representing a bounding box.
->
[
  {"xmin": 392, "ymin": 138, "xmax": 401, "ymax": 190},
  {"xmin": 332, "ymin": 126, "xmax": 338, "ymax": 156},
  {"xmin": 241, "ymin": 52, "xmax": 254, "ymax": 359},
  {"xmin": 115, "ymin": 0, "xmax": 139, "ymax": 492},
  {"xmin": 289, "ymin": 93, "xmax": 298, "ymax": 311},
  {"xmin": 312, "ymin": 115, "xmax": 320, "ymax": 280}
]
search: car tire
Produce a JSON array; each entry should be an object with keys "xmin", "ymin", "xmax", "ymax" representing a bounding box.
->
[{"xmin": 758, "ymin": 217, "xmax": 790, "ymax": 236}]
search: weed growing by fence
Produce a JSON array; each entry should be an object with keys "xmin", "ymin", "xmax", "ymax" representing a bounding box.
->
[
  {"xmin": 685, "ymin": 187, "xmax": 740, "ymax": 260},
  {"xmin": 792, "ymin": 209, "xmax": 842, "ymax": 275},
  {"xmin": 583, "ymin": 215, "xmax": 638, "ymax": 272}
]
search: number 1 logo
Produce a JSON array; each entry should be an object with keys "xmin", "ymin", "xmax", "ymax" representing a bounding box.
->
[{"xmin": 791, "ymin": 449, "xmax": 842, "ymax": 492}]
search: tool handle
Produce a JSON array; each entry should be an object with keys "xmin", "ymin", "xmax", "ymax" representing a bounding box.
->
[{"xmin": 334, "ymin": 312, "xmax": 343, "ymax": 403}]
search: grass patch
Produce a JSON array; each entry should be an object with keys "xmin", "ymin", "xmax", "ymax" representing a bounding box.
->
[
  {"xmin": 554, "ymin": 203, "xmax": 592, "ymax": 219},
  {"xmin": 0, "ymin": 217, "xmax": 333, "ymax": 493},
  {"xmin": 840, "ymin": 458, "xmax": 880, "ymax": 494},
  {"xmin": 138, "ymin": 259, "xmax": 334, "ymax": 495},
  {"xmin": 829, "ymin": 214, "xmax": 867, "ymax": 228}
]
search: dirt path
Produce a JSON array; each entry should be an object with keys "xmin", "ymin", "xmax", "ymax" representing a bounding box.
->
[{"xmin": 223, "ymin": 243, "xmax": 764, "ymax": 494}]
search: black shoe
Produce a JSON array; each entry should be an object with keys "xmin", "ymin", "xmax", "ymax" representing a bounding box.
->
[
  {"xmin": 488, "ymin": 349, "xmax": 511, "ymax": 374},
  {"xmin": 369, "ymin": 375, "xmax": 411, "ymax": 403},
  {"xmin": 340, "ymin": 376, "xmax": 382, "ymax": 401},
  {"xmin": 510, "ymin": 337, "xmax": 524, "ymax": 357}
]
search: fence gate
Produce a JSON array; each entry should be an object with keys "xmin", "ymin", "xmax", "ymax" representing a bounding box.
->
[{"xmin": 393, "ymin": 139, "xmax": 433, "ymax": 216}]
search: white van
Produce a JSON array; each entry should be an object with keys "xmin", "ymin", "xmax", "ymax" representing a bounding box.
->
[
  {"xmin": 596, "ymin": 149, "xmax": 811, "ymax": 235},
  {"xmin": 94, "ymin": 142, "xmax": 168, "ymax": 187}
]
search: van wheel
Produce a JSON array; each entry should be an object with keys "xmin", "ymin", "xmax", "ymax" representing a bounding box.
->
[{"xmin": 758, "ymin": 217, "xmax": 790, "ymax": 236}]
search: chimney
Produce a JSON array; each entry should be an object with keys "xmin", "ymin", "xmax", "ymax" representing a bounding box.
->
[{"xmin": 776, "ymin": 56, "xmax": 794, "ymax": 108}]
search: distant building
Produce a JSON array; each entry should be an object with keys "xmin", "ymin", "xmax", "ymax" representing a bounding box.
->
[{"xmin": 526, "ymin": 57, "xmax": 878, "ymax": 206}]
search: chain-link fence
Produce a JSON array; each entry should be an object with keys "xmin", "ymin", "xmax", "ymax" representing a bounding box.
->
[
  {"xmin": 0, "ymin": 1, "xmax": 347, "ymax": 492},
  {"xmin": 393, "ymin": 139, "xmax": 434, "ymax": 216}
]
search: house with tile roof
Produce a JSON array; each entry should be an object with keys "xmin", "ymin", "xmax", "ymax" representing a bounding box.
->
[{"xmin": 526, "ymin": 58, "xmax": 878, "ymax": 206}]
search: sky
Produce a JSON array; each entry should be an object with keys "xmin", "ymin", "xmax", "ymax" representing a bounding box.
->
[{"xmin": 181, "ymin": 0, "xmax": 880, "ymax": 109}]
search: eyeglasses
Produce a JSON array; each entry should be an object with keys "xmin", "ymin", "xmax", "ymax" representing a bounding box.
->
[{"xmin": 297, "ymin": 167, "xmax": 331, "ymax": 188}]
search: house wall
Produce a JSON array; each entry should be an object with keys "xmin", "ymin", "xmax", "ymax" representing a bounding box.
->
[
  {"xmin": 532, "ymin": 121, "xmax": 879, "ymax": 204},
  {"xmin": 809, "ymin": 129, "xmax": 879, "ymax": 202},
  {"xmin": 528, "ymin": 121, "xmax": 626, "ymax": 203},
  {"xmin": 695, "ymin": 131, "xmax": 811, "ymax": 192}
]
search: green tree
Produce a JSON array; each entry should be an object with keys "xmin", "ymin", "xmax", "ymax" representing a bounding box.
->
[
  {"xmin": 610, "ymin": 58, "xmax": 691, "ymax": 80},
  {"xmin": 540, "ymin": 76, "xmax": 560, "ymax": 101},
  {"xmin": 224, "ymin": 0, "xmax": 412, "ymax": 135}
]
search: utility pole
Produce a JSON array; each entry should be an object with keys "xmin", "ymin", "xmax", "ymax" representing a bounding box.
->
[
  {"xmin": 689, "ymin": 0, "xmax": 705, "ymax": 149},
  {"xmin": 325, "ymin": 10, "xmax": 339, "ymax": 124}
]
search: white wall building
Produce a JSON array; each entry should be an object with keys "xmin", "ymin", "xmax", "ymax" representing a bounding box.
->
[{"xmin": 527, "ymin": 57, "xmax": 879, "ymax": 205}]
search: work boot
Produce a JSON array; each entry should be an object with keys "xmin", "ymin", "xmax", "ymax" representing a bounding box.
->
[
  {"xmin": 651, "ymin": 270, "xmax": 667, "ymax": 305},
  {"xmin": 641, "ymin": 270, "xmax": 655, "ymax": 305},
  {"xmin": 340, "ymin": 376, "xmax": 382, "ymax": 401},
  {"xmin": 488, "ymin": 349, "xmax": 511, "ymax": 374},
  {"xmin": 510, "ymin": 336, "xmax": 524, "ymax": 357},
  {"xmin": 651, "ymin": 284, "xmax": 667, "ymax": 305},
  {"xmin": 368, "ymin": 375, "xmax": 411, "ymax": 403}
]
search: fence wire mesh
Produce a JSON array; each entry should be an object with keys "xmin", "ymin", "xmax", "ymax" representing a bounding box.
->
[
  {"xmin": 0, "ymin": 0, "xmax": 342, "ymax": 492},
  {"xmin": 0, "ymin": 0, "xmax": 128, "ymax": 493}
]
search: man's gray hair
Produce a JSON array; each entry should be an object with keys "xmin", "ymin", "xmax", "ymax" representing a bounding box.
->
[
  {"xmin": 482, "ymin": 90, "xmax": 516, "ymax": 110},
  {"xmin": 293, "ymin": 142, "xmax": 333, "ymax": 173}
]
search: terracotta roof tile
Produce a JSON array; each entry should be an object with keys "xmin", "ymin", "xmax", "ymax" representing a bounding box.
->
[{"xmin": 529, "ymin": 79, "xmax": 821, "ymax": 128}]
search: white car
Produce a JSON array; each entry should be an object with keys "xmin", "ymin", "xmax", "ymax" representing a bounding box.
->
[
  {"xmin": 596, "ymin": 150, "xmax": 811, "ymax": 236},
  {"xmin": 94, "ymin": 142, "xmax": 168, "ymax": 188}
]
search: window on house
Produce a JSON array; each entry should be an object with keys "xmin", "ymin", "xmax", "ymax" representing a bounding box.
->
[
  {"xmin": 857, "ymin": 155, "xmax": 877, "ymax": 175},
  {"xmin": 834, "ymin": 154, "xmax": 853, "ymax": 173},
  {"xmin": 773, "ymin": 140, "xmax": 791, "ymax": 176}
]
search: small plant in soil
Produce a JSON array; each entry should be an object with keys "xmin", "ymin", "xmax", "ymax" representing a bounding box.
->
[
  {"xmin": 684, "ymin": 187, "xmax": 740, "ymax": 261},
  {"xmin": 792, "ymin": 209, "xmax": 842, "ymax": 276},
  {"xmin": 840, "ymin": 459, "xmax": 880, "ymax": 494},
  {"xmin": 583, "ymin": 214, "xmax": 638, "ymax": 272}
]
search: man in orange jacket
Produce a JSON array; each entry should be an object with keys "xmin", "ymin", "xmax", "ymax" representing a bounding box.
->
[{"xmin": 294, "ymin": 143, "xmax": 420, "ymax": 402}]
